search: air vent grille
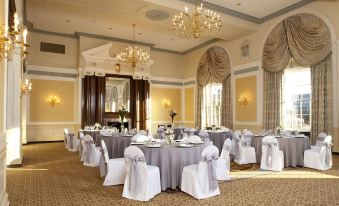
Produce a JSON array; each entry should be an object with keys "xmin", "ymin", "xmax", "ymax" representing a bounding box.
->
[{"xmin": 40, "ymin": 42, "xmax": 66, "ymax": 54}]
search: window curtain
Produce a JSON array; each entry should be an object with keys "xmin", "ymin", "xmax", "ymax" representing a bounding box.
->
[
  {"xmin": 262, "ymin": 13, "xmax": 332, "ymax": 132},
  {"xmin": 311, "ymin": 55, "xmax": 332, "ymax": 144},
  {"xmin": 221, "ymin": 75, "xmax": 232, "ymax": 129},
  {"xmin": 196, "ymin": 46, "xmax": 231, "ymax": 129}
]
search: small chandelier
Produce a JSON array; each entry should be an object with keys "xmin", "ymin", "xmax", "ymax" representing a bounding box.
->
[
  {"xmin": 21, "ymin": 78, "xmax": 32, "ymax": 95},
  {"xmin": 172, "ymin": 0, "xmax": 221, "ymax": 39},
  {"xmin": 46, "ymin": 96, "xmax": 60, "ymax": 107},
  {"xmin": 116, "ymin": 24, "xmax": 151, "ymax": 71},
  {"xmin": 0, "ymin": 13, "xmax": 29, "ymax": 61}
]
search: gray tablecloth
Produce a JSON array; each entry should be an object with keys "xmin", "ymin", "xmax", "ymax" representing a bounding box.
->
[
  {"xmin": 252, "ymin": 136, "xmax": 310, "ymax": 167},
  {"xmin": 206, "ymin": 132, "xmax": 233, "ymax": 154},
  {"xmin": 96, "ymin": 134, "xmax": 133, "ymax": 159},
  {"xmin": 80, "ymin": 130, "xmax": 100, "ymax": 144},
  {"xmin": 138, "ymin": 143, "xmax": 206, "ymax": 191}
]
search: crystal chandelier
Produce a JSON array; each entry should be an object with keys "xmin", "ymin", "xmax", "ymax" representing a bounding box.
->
[
  {"xmin": 0, "ymin": 13, "xmax": 29, "ymax": 61},
  {"xmin": 116, "ymin": 24, "xmax": 151, "ymax": 70},
  {"xmin": 172, "ymin": 0, "xmax": 221, "ymax": 39}
]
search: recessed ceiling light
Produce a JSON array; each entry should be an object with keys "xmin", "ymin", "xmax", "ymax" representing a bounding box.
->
[
  {"xmin": 108, "ymin": 27, "xmax": 112, "ymax": 30},
  {"xmin": 146, "ymin": 10, "xmax": 170, "ymax": 21},
  {"xmin": 66, "ymin": 19, "xmax": 70, "ymax": 23},
  {"xmin": 236, "ymin": 2, "xmax": 241, "ymax": 6},
  {"xmin": 138, "ymin": 32, "xmax": 142, "ymax": 35},
  {"xmin": 170, "ymin": 38, "xmax": 174, "ymax": 41}
]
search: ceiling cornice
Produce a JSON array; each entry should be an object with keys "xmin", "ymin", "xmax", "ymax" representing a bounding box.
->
[{"xmin": 179, "ymin": 0, "xmax": 315, "ymax": 24}]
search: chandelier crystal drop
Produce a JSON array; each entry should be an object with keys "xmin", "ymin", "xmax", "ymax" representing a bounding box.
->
[
  {"xmin": 172, "ymin": 1, "xmax": 221, "ymax": 39},
  {"xmin": 116, "ymin": 24, "xmax": 151, "ymax": 70}
]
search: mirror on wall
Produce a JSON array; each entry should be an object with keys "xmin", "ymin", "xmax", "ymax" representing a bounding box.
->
[{"xmin": 105, "ymin": 77, "xmax": 130, "ymax": 113}]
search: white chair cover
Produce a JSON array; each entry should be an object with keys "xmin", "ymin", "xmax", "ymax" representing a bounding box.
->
[
  {"xmin": 79, "ymin": 132, "xmax": 85, "ymax": 159},
  {"xmin": 82, "ymin": 135, "xmax": 101, "ymax": 167},
  {"xmin": 199, "ymin": 130, "xmax": 210, "ymax": 142},
  {"xmin": 184, "ymin": 128, "xmax": 196, "ymax": 136},
  {"xmin": 122, "ymin": 146, "xmax": 161, "ymax": 201},
  {"xmin": 100, "ymin": 140, "xmax": 126, "ymax": 186},
  {"xmin": 304, "ymin": 135, "xmax": 333, "ymax": 171},
  {"xmin": 64, "ymin": 128, "xmax": 80, "ymax": 152},
  {"xmin": 64, "ymin": 128, "xmax": 69, "ymax": 149},
  {"xmin": 137, "ymin": 130, "xmax": 148, "ymax": 136},
  {"xmin": 260, "ymin": 136, "xmax": 284, "ymax": 171},
  {"xmin": 131, "ymin": 134, "xmax": 149, "ymax": 143},
  {"xmin": 188, "ymin": 135, "xmax": 202, "ymax": 142},
  {"xmin": 181, "ymin": 145, "xmax": 220, "ymax": 199},
  {"xmin": 157, "ymin": 126, "xmax": 165, "ymax": 139},
  {"xmin": 230, "ymin": 130, "xmax": 241, "ymax": 155},
  {"xmin": 233, "ymin": 135, "xmax": 256, "ymax": 165},
  {"xmin": 217, "ymin": 138, "xmax": 231, "ymax": 180},
  {"xmin": 243, "ymin": 130, "xmax": 253, "ymax": 146},
  {"xmin": 316, "ymin": 132, "xmax": 327, "ymax": 147}
]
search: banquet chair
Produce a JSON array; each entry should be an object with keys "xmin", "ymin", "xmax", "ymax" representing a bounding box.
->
[
  {"xmin": 243, "ymin": 130, "xmax": 254, "ymax": 146},
  {"xmin": 131, "ymin": 134, "xmax": 149, "ymax": 143},
  {"xmin": 64, "ymin": 128, "xmax": 80, "ymax": 152},
  {"xmin": 217, "ymin": 139, "xmax": 231, "ymax": 180},
  {"xmin": 64, "ymin": 128, "xmax": 68, "ymax": 149},
  {"xmin": 188, "ymin": 135, "xmax": 202, "ymax": 142},
  {"xmin": 184, "ymin": 128, "xmax": 196, "ymax": 136},
  {"xmin": 101, "ymin": 140, "xmax": 126, "ymax": 186},
  {"xmin": 314, "ymin": 132, "xmax": 327, "ymax": 147},
  {"xmin": 230, "ymin": 130, "xmax": 242, "ymax": 155},
  {"xmin": 157, "ymin": 126, "xmax": 165, "ymax": 139},
  {"xmin": 122, "ymin": 146, "xmax": 161, "ymax": 201},
  {"xmin": 304, "ymin": 135, "xmax": 333, "ymax": 171},
  {"xmin": 137, "ymin": 130, "xmax": 148, "ymax": 135},
  {"xmin": 198, "ymin": 130, "xmax": 210, "ymax": 143},
  {"xmin": 233, "ymin": 135, "xmax": 256, "ymax": 165},
  {"xmin": 181, "ymin": 145, "xmax": 221, "ymax": 199},
  {"xmin": 220, "ymin": 138, "xmax": 232, "ymax": 171},
  {"xmin": 79, "ymin": 132, "xmax": 85, "ymax": 159},
  {"xmin": 260, "ymin": 136, "xmax": 284, "ymax": 172},
  {"xmin": 82, "ymin": 135, "xmax": 101, "ymax": 167}
]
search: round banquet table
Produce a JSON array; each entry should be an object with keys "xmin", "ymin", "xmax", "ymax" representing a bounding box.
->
[
  {"xmin": 79, "ymin": 130, "xmax": 101, "ymax": 144},
  {"xmin": 96, "ymin": 134, "xmax": 133, "ymax": 159},
  {"xmin": 138, "ymin": 143, "xmax": 206, "ymax": 191},
  {"xmin": 251, "ymin": 135, "xmax": 310, "ymax": 167},
  {"xmin": 206, "ymin": 131, "xmax": 233, "ymax": 154}
]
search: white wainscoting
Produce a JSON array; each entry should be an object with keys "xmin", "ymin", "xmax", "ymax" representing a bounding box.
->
[{"xmin": 27, "ymin": 122, "xmax": 80, "ymax": 142}]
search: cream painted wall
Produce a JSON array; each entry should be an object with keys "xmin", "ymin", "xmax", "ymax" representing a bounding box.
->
[
  {"xmin": 235, "ymin": 76, "xmax": 257, "ymax": 122},
  {"xmin": 150, "ymin": 86, "xmax": 182, "ymax": 133},
  {"xmin": 26, "ymin": 32, "xmax": 78, "ymax": 69},
  {"xmin": 29, "ymin": 79, "xmax": 75, "ymax": 122},
  {"xmin": 184, "ymin": 87, "xmax": 195, "ymax": 121}
]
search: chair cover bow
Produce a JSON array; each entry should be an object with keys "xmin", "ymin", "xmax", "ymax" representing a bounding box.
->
[
  {"xmin": 234, "ymin": 138, "xmax": 241, "ymax": 159},
  {"xmin": 324, "ymin": 143, "xmax": 332, "ymax": 167},
  {"xmin": 263, "ymin": 142, "xmax": 277, "ymax": 168},
  {"xmin": 202, "ymin": 153, "xmax": 218, "ymax": 192},
  {"xmin": 83, "ymin": 139, "xmax": 93, "ymax": 163},
  {"xmin": 125, "ymin": 155, "xmax": 146, "ymax": 194}
]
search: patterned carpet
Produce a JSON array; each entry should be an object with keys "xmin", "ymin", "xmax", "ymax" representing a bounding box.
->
[{"xmin": 6, "ymin": 142, "xmax": 339, "ymax": 206}]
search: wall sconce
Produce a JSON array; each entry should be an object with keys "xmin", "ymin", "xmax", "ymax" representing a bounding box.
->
[
  {"xmin": 46, "ymin": 96, "xmax": 60, "ymax": 107},
  {"xmin": 0, "ymin": 12, "xmax": 29, "ymax": 61},
  {"xmin": 21, "ymin": 78, "xmax": 32, "ymax": 95},
  {"xmin": 163, "ymin": 99, "xmax": 171, "ymax": 110},
  {"xmin": 114, "ymin": 63, "xmax": 121, "ymax": 73},
  {"xmin": 238, "ymin": 93, "xmax": 249, "ymax": 106}
]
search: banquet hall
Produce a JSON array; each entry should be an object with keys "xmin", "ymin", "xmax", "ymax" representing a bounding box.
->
[{"xmin": 1, "ymin": 0, "xmax": 339, "ymax": 205}]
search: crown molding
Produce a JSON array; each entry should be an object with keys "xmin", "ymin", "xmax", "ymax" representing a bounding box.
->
[{"xmin": 179, "ymin": 0, "xmax": 315, "ymax": 24}]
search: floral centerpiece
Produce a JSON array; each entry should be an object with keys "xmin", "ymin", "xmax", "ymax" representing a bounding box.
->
[
  {"xmin": 169, "ymin": 109, "xmax": 177, "ymax": 124},
  {"xmin": 94, "ymin": 123, "xmax": 102, "ymax": 130},
  {"xmin": 118, "ymin": 105, "xmax": 128, "ymax": 131},
  {"xmin": 165, "ymin": 128, "xmax": 175, "ymax": 144},
  {"xmin": 276, "ymin": 125, "xmax": 283, "ymax": 136}
]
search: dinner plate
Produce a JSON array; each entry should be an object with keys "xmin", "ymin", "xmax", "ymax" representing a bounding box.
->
[
  {"xmin": 147, "ymin": 144, "xmax": 161, "ymax": 148},
  {"xmin": 179, "ymin": 144, "xmax": 194, "ymax": 148},
  {"xmin": 130, "ymin": 142, "xmax": 145, "ymax": 145},
  {"xmin": 189, "ymin": 141, "xmax": 204, "ymax": 144}
]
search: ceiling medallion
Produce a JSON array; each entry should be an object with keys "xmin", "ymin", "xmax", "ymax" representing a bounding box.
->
[
  {"xmin": 116, "ymin": 24, "xmax": 151, "ymax": 71},
  {"xmin": 172, "ymin": 0, "xmax": 221, "ymax": 39}
]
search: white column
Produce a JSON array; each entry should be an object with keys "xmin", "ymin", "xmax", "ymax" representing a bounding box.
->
[{"xmin": 6, "ymin": 54, "xmax": 23, "ymax": 165}]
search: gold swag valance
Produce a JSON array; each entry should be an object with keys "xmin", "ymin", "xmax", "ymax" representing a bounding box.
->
[
  {"xmin": 262, "ymin": 13, "xmax": 332, "ymax": 72},
  {"xmin": 197, "ymin": 46, "xmax": 231, "ymax": 86}
]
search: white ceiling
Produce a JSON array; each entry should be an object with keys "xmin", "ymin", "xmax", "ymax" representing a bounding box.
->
[
  {"xmin": 25, "ymin": 0, "xmax": 314, "ymax": 53},
  {"xmin": 205, "ymin": 0, "xmax": 303, "ymax": 18}
]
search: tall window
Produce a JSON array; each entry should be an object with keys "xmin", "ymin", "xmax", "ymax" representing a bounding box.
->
[
  {"xmin": 281, "ymin": 67, "xmax": 311, "ymax": 131},
  {"xmin": 202, "ymin": 83, "xmax": 222, "ymax": 127}
]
